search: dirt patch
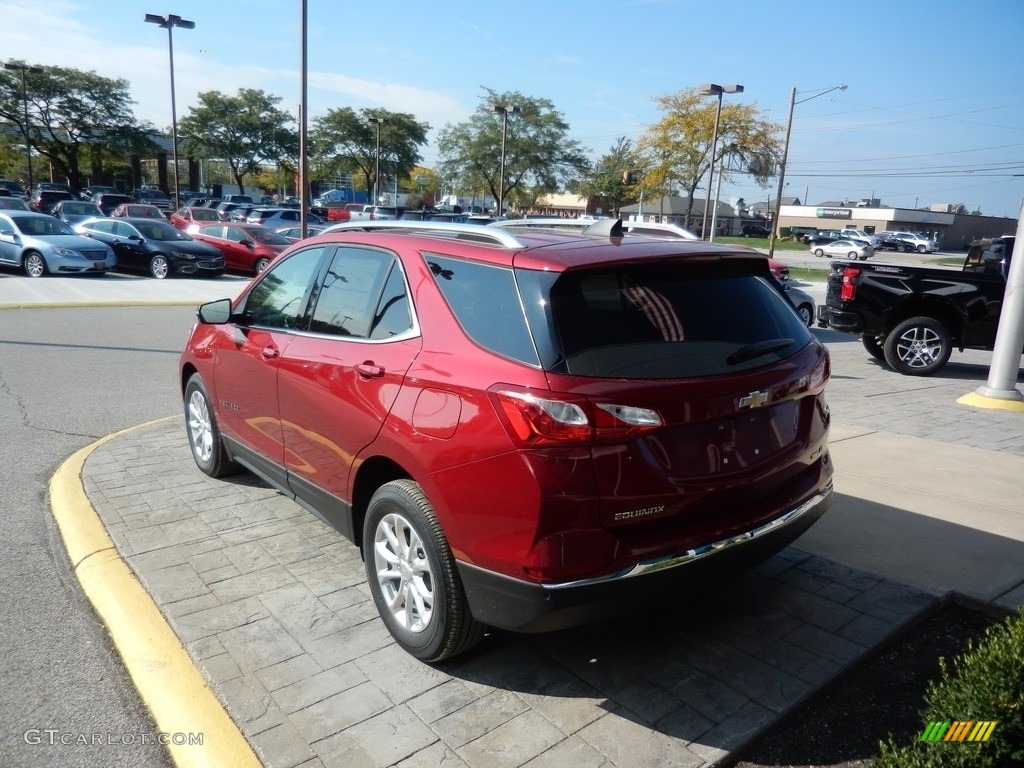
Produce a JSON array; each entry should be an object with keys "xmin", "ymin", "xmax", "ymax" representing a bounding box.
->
[{"xmin": 722, "ymin": 598, "xmax": 1007, "ymax": 768}]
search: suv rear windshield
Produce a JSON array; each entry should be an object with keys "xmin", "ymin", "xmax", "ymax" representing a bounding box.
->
[{"xmin": 429, "ymin": 255, "xmax": 811, "ymax": 378}]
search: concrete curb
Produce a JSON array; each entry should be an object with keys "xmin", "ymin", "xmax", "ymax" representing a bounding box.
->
[{"xmin": 48, "ymin": 419, "xmax": 261, "ymax": 768}]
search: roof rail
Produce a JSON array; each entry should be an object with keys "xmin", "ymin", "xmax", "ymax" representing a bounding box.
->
[{"xmin": 321, "ymin": 219, "xmax": 526, "ymax": 248}]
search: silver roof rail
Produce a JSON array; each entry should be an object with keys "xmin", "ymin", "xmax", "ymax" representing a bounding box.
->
[{"xmin": 321, "ymin": 219, "xmax": 526, "ymax": 248}]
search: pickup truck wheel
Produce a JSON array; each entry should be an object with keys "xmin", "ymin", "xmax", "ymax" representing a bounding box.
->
[
  {"xmin": 883, "ymin": 316, "xmax": 952, "ymax": 376},
  {"xmin": 813, "ymin": 248, "xmax": 825, "ymax": 257},
  {"xmin": 364, "ymin": 479, "xmax": 484, "ymax": 662},
  {"xmin": 861, "ymin": 334, "xmax": 886, "ymax": 361}
]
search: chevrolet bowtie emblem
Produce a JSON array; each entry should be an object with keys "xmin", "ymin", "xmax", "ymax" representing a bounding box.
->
[{"xmin": 738, "ymin": 390, "xmax": 770, "ymax": 408}]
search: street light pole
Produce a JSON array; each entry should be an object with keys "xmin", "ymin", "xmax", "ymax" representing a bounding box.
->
[
  {"xmin": 144, "ymin": 13, "xmax": 195, "ymax": 206},
  {"xmin": 299, "ymin": 0, "xmax": 308, "ymax": 235},
  {"xmin": 3, "ymin": 62, "xmax": 43, "ymax": 192},
  {"xmin": 368, "ymin": 117, "xmax": 385, "ymax": 205},
  {"xmin": 491, "ymin": 104, "xmax": 521, "ymax": 217},
  {"xmin": 767, "ymin": 83, "xmax": 847, "ymax": 259},
  {"xmin": 698, "ymin": 83, "xmax": 743, "ymax": 241}
]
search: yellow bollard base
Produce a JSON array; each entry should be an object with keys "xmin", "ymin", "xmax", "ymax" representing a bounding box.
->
[{"xmin": 956, "ymin": 392, "xmax": 1024, "ymax": 412}]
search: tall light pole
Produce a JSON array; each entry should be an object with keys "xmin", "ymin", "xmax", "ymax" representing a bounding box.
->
[
  {"xmin": 144, "ymin": 13, "xmax": 194, "ymax": 205},
  {"xmin": 299, "ymin": 0, "xmax": 308, "ymax": 235},
  {"xmin": 368, "ymin": 117, "xmax": 385, "ymax": 205},
  {"xmin": 768, "ymin": 83, "xmax": 847, "ymax": 259},
  {"xmin": 4, "ymin": 62, "xmax": 43, "ymax": 192},
  {"xmin": 698, "ymin": 83, "xmax": 743, "ymax": 240},
  {"xmin": 491, "ymin": 104, "xmax": 520, "ymax": 217}
]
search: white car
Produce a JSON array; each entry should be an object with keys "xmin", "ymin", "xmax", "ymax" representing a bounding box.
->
[
  {"xmin": 886, "ymin": 232, "xmax": 937, "ymax": 253},
  {"xmin": 811, "ymin": 238, "xmax": 875, "ymax": 260},
  {"xmin": 841, "ymin": 229, "xmax": 881, "ymax": 247}
]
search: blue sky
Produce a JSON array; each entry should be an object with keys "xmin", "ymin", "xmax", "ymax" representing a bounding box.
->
[{"xmin": 2, "ymin": 0, "xmax": 1023, "ymax": 218}]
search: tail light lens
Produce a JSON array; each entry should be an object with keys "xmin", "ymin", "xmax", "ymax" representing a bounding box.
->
[
  {"xmin": 840, "ymin": 266, "xmax": 861, "ymax": 301},
  {"xmin": 489, "ymin": 386, "xmax": 663, "ymax": 448}
]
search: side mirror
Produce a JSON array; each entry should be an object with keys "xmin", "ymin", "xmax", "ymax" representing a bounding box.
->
[
  {"xmin": 197, "ymin": 298, "xmax": 233, "ymax": 325},
  {"xmin": 0, "ymin": 227, "xmax": 14, "ymax": 237}
]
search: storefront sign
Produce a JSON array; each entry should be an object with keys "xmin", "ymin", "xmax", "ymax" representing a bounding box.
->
[{"xmin": 816, "ymin": 208, "xmax": 852, "ymax": 219}]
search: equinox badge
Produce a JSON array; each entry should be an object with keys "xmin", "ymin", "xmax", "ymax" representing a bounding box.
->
[{"xmin": 738, "ymin": 390, "xmax": 770, "ymax": 409}]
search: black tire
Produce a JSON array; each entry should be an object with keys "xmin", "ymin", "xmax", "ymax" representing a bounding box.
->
[
  {"xmin": 254, "ymin": 257, "xmax": 270, "ymax": 275},
  {"xmin": 23, "ymin": 250, "xmax": 46, "ymax": 277},
  {"xmin": 797, "ymin": 303, "xmax": 813, "ymax": 327},
  {"xmin": 150, "ymin": 254, "xmax": 170, "ymax": 279},
  {"xmin": 363, "ymin": 479, "xmax": 483, "ymax": 662},
  {"xmin": 883, "ymin": 316, "xmax": 952, "ymax": 376},
  {"xmin": 183, "ymin": 373, "xmax": 239, "ymax": 477},
  {"xmin": 861, "ymin": 334, "xmax": 886, "ymax": 361}
]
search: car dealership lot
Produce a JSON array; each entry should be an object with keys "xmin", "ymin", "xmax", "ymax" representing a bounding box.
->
[{"xmin": 2, "ymin": 274, "xmax": 1021, "ymax": 768}]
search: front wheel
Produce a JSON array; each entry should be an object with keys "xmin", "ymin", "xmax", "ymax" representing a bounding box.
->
[
  {"xmin": 917, "ymin": 244, "xmax": 927, "ymax": 253},
  {"xmin": 184, "ymin": 373, "xmax": 239, "ymax": 477},
  {"xmin": 813, "ymin": 248, "xmax": 824, "ymax": 258},
  {"xmin": 23, "ymin": 251, "xmax": 46, "ymax": 277},
  {"xmin": 797, "ymin": 303, "xmax": 813, "ymax": 326},
  {"xmin": 883, "ymin": 316, "xmax": 952, "ymax": 376},
  {"xmin": 363, "ymin": 479, "xmax": 484, "ymax": 662},
  {"xmin": 150, "ymin": 254, "xmax": 170, "ymax": 279}
]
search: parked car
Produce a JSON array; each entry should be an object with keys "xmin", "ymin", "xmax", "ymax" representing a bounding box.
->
[
  {"xmin": 246, "ymin": 208, "xmax": 323, "ymax": 228},
  {"xmin": 52, "ymin": 200, "xmax": 105, "ymax": 226},
  {"xmin": 92, "ymin": 193, "xmax": 133, "ymax": 216},
  {"xmin": 189, "ymin": 223, "xmax": 291, "ymax": 274},
  {"xmin": 75, "ymin": 217, "xmax": 224, "ymax": 279},
  {"xmin": 169, "ymin": 205, "xmax": 223, "ymax": 233},
  {"xmin": 0, "ymin": 196, "xmax": 32, "ymax": 212},
  {"xmin": 740, "ymin": 224, "xmax": 771, "ymax": 238},
  {"xmin": 179, "ymin": 218, "xmax": 834, "ymax": 661},
  {"xmin": 810, "ymin": 239, "xmax": 874, "ymax": 260},
  {"xmin": 214, "ymin": 202, "xmax": 245, "ymax": 221},
  {"xmin": 885, "ymin": 232, "xmax": 937, "ymax": 253},
  {"xmin": 30, "ymin": 189, "xmax": 74, "ymax": 215},
  {"xmin": 782, "ymin": 282, "xmax": 816, "ymax": 326},
  {"xmin": 804, "ymin": 230, "xmax": 845, "ymax": 247},
  {"xmin": 0, "ymin": 211, "xmax": 115, "ymax": 277},
  {"xmin": 0, "ymin": 179, "xmax": 25, "ymax": 197},
  {"xmin": 111, "ymin": 203, "xmax": 166, "ymax": 220},
  {"xmin": 79, "ymin": 185, "xmax": 120, "ymax": 201},
  {"xmin": 132, "ymin": 187, "xmax": 173, "ymax": 212},
  {"xmin": 840, "ymin": 229, "xmax": 882, "ymax": 247},
  {"xmin": 275, "ymin": 225, "xmax": 326, "ymax": 242},
  {"xmin": 370, "ymin": 205, "xmax": 404, "ymax": 220},
  {"xmin": 876, "ymin": 233, "xmax": 918, "ymax": 252}
]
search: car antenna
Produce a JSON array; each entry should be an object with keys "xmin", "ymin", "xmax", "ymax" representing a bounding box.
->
[{"xmin": 582, "ymin": 218, "xmax": 624, "ymax": 238}]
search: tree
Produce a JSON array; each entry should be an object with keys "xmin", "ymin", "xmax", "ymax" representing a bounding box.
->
[
  {"xmin": 178, "ymin": 89, "xmax": 296, "ymax": 195},
  {"xmin": 570, "ymin": 137, "xmax": 643, "ymax": 217},
  {"xmin": 435, "ymin": 88, "xmax": 590, "ymax": 212},
  {"xmin": 309, "ymin": 108, "xmax": 429, "ymax": 202},
  {"xmin": 0, "ymin": 63, "xmax": 155, "ymax": 190},
  {"xmin": 636, "ymin": 88, "xmax": 782, "ymax": 224}
]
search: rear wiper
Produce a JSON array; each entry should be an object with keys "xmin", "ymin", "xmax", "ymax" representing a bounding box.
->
[{"xmin": 727, "ymin": 338, "xmax": 793, "ymax": 365}]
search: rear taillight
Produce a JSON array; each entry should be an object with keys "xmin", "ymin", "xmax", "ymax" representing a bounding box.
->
[
  {"xmin": 808, "ymin": 349, "xmax": 830, "ymax": 393},
  {"xmin": 840, "ymin": 266, "xmax": 861, "ymax": 301},
  {"xmin": 489, "ymin": 386, "xmax": 663, "ymax": 448}
]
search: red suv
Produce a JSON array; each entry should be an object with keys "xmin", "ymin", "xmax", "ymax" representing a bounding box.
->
[{"xmin": 179, "ymin": 219, "xmax": 833, "ymax": 661}]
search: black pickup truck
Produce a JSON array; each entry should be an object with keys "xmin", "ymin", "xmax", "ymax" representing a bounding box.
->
[{"xmin": 817, "ymin": 235, "xmax": 1016, "ymax": 375}]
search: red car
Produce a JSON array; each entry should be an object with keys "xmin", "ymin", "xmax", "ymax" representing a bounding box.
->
[
  {"xmin": 188, "ymin": 222, "xmax": 290, "ymax": 274},
  {"xmin": 169, "ymin": 205, "xmax": 222, "ymax": 233},
  {"xmin": 179, "ymin": 219, "xmax": 833, "ymax": 661}
]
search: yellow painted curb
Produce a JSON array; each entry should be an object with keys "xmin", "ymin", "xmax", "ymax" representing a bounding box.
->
[
  {"xmin": 957, "ymin": 392, "xmax": 1024, "ymax": 412},
  {"xmin": 49, "ymin": 420, "xmax": 262, "ymax": 768}
]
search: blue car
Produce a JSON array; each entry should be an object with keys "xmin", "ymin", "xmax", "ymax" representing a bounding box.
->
[{"xmin": 0, "ymin": 211, "xmax": 116, "ymax": 277}]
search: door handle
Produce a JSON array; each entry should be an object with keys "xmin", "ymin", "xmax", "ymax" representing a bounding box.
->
[
  {"xmin": 261, "ymin": 345, "xmax": 279, "ymax": 360},
  {"xmin": 356, "ymin": 362, "xmax": 384, "ymax": 378}
]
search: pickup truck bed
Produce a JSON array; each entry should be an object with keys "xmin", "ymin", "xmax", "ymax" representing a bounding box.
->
[{"xmin": 817, "ymin": 246, "xmax": 1011, "ymax": 375}]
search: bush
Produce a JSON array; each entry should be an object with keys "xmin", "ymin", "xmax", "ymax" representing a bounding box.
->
[{"xmin": 874, "ymin": 608, "xmax": 1024, "ymax": 767}]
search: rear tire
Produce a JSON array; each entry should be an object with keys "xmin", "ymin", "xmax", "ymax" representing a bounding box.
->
[
  {"xmin": 861, "ymin": 334, "xmax": 886, "ymax": 361},
  {"xmin": 363, "ymin": 479, "xmax": 484, "ymax": 662},
  {"xmin": 883, "ymin": 316, "xmax": 952, "ymax": 376},
  {"xmin": 797, "ymin": 304, "xmax": 813, "ymax": 326},
  {"xmin": 254, "ymin": 257, "xmax": 270, "ymax": 274}
]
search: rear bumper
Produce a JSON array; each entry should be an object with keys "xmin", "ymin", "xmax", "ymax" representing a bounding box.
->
[
  {"xmin": 458, "ymin": 483, "xmax": 833, "ymax": 633},
  {"xmin": 819, "ymin": 307, "xmax": 864, "ymax": 334}
]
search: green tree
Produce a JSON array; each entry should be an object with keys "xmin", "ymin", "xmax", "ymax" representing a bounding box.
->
[
  {"xmin": 178, "ymin": 89, "xmax": 296, "ymax": 195},
  {"xmin": 309, "ymin": 108, "xmax": 429, "ymax": 203},
  {"xmin": 0, "ymin": 62, "xmax": 155, "ymax": 190},
  {"xmin": 570, "ymin": 137, "xmax": 643, "ymax": 217},
  {"xmin": 636, "ymin": 88, "xmax": 782, "ymax": 224},
  {"xmin": 435, "ymin": 88, "xmax": 590, "ymax": 213}
]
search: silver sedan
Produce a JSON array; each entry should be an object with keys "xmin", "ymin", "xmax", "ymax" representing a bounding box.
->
[
  {"xmin": 0, "ymin": 211, "xmax": 116, "ymax": 277},
  {"xmin": 811, "ymin": 238, "xmax": 874, "ymax": 260}
]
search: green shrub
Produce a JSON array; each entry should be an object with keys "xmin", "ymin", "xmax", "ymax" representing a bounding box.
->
[{"xmin": 874, "ymin": 608, "xmax": 1024, "ymax": 767}]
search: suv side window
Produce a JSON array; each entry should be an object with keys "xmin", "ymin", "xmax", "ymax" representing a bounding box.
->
[
  {"xmin": 309, "ymin": 247, "xmax": 410, "ymax": 339},
  {"xmin": 427, "ymin": 254, "xmax": 538, "ymax": 365},
  {"xmin": 242, "ymin": 247, "xmax": 325, "ymax": 329}
]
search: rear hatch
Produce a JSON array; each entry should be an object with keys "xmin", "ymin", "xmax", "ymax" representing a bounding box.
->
[{"xmin": 533, "ymin": 258, "xmax": 831, "ymax": 546}]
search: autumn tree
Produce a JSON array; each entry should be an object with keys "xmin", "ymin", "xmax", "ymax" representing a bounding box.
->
[
  {"xmin": 0, "ymin": 63, "xmax": 155, "ymax": 190},
  {"xmin": 178, "ymin": 89, "xmax": 296, "ymax": 195},
  {"xmin": 636, "ymin": 88, "xmax": 782, "ymax": 224},
  {"xmin": 310, "ymin": 108, "xmax": 429, "ymax": 202},
  {"xmin": 435, "ymin": 89, "xmax": 590, "ymax": 212}
]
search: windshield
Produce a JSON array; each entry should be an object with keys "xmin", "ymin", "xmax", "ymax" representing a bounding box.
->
[{"xmin": 11, "ymin": 215, "xmax": 75, "ymax": 236}]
